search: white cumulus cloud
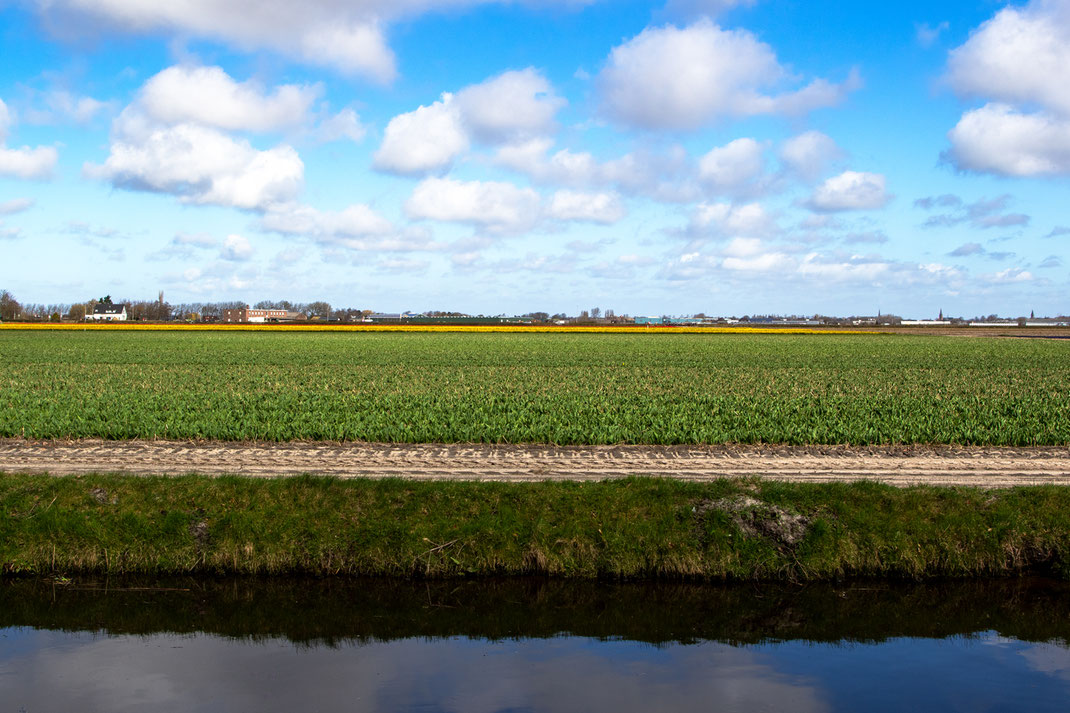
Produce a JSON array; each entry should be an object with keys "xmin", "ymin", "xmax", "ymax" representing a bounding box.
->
[
  {"xmin": 220, "ymin": 234, "xmax": 253, "ymax": 261},
  {"xmin": 779, "ymin": 131, "xmax": 842, "ymax": 180},
  {"xmin": 697, "ymin": 137, "xmax": 766, "ymax": 193},
  {"xmin": 0, "ymin": 99, "xmax": 10, "ymax": 139},
  {"xmin": 21, "ymin": 89, "xmax": 108, "ymax": 125},
  {"xmin": 81, "ymin": 64, "xmax": 380, "ymax": 209},
  {"xmin": 947, "ymin": 1, "xmax": 1070, "ymax": 115},
  {"xmin": 373, "ymin": 93, "xmax": 469, "ymax": 175},
  {"xmin": 797, "ymin": 253, "xmax": 894, "ymax": 282},
  {"xmin": 945, "ymin": 103, "xmax": 1070, "ymax": 177},
  {"xmin": 375, "ymin": 68, "xmax": 564, "ymax": 175},
  {"xmin": 260, "ymin": 203, "xmax": 439, "ymax": 252},
  {"xmin": 85, "ymin": 112, "xmax": 304, "ymax": 211},
  {"xmin": 495, "ymin": 138, "xmax": 600, "ymax": 186},
  {"xmin": 722, "ymin": 236, "xmax": 764, "ymax": 258},
  {"xmin": 455, "ymin": 68, "xmax": 565, "ymax": 143},
  {"xmin": 293, "ymin": 20, "xmax": 396, "ymax": 83},
  {"xmin": 597, "ymin": 19, "xmax": 859, "ymax": 130},
  {"xmin": 945, "ymin": 1, "xmax": 1070, "ymax": 176},
  {"xmin": 315, "ymin": 108, "xmax": 367, "ymax": 143},
  {"xmin": 547, "ymin": 190, "xmax": 626, "ymax": 224},
  {"xmin": 722, "ymin": 251, "xmax": 792, "ymax": 272},
  {"xmin": 35, "ymin": 0, "xmax": 592, "ymax": 83},
  {"xmin": 807, "ymin": 171, "xmax": 890, "ymax": 212},
  {"xmin": 405, "ymin": 176, "xmax": 541, "ymax": 233},
  {"xmin": 262, "ymin": 203, "xmax": 396, "ymax": 238},
  {"xmin": 37, "ymin": 1, "xmax": 396, "ymax": 82},
  {"xmin": 987, "ymin": 267, "xmax": 1033, "ymax": 284},
  {"xmin": 138, "ymin": 65, "xmax": 322, "ymax": 132},
  {"xmin": 173, "ymin": 232, "xmax": 217, "ymax": 248},
  {"xmin": 0, "ymin": 98, "xmax": 59, "ymax": 180},
  {"xmin": 496, "ymin": 139, "xmax": 699, "ymax": 203},
  {"xmin": 0, "ymin": 197, "xmax": 34, "ymax": 215},
  {"xmin": 0, "ymin": 145, "xmax": 58, "ymax": 179},
  {"xmin": 690, "ymin": 202, "xmax": 776, "ymax": 238}
]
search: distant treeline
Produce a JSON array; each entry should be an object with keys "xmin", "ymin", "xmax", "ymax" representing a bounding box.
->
[
  {"xmin": 0, "ymin": 290, "xmax": 371, "ymax": 322},
  {"xmin": 1, "ymin": 288, "xmax": 1065, "ymax": 323}
]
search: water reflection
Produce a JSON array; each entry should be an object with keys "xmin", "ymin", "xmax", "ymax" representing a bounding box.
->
[
  {"xmin": 3, "ymin": 577, "xmax": 1069, "ymax": 646},
  {"xmin": 2, "ymin": 578, "xmax": 1069, "ymax": 712}
]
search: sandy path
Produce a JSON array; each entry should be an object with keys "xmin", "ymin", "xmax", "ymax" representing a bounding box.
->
[{"xmin": 2, "ymin": 439, "xmax": 1069, "ymax": 487}]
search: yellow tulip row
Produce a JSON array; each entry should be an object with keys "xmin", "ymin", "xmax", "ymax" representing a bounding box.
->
[{"xmin": 0, "ymin": 322, "xmax": 874, "ymax": 335}]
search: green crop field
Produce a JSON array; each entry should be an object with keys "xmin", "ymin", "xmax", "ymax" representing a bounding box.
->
[{"xmin": 1, "ymin": 330, "xmax": 1067, "ymax": 445}]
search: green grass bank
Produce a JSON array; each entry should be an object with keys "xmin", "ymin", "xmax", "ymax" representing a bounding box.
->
[{"xmin": 4, "ymin": 473, "xmax": 1070, "ymax": 581}]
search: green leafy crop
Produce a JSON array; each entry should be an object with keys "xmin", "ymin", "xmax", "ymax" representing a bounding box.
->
[{"xmin": 1, "ymin": 331, "xmax": 1066, "ymax": 445}]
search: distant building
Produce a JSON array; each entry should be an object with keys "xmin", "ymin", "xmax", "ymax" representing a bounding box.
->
[
  {"xmin": 222, "ymin": 307, "xmax": 307, "ymax": 323},
  {"xmin": 1024, "ymin": 319, "xmax": 1070, "ymax": 326},
  {"xmin": 634, "ymin": 316, "xmax": 708, "ymax": 325},
  {"xmin": 363, "ymin": 311, "xmax": 420, "ymax": 322},
  {"xmin": 86, "ymin": 303, "xmax": 127, "ymax": 321}
]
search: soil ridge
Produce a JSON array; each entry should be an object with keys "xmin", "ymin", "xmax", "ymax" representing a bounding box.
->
[{"xmin": 3, "ymin": 439, "xmax": 1069, "ymax": 487}]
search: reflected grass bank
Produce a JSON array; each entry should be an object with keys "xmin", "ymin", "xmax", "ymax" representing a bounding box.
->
[{"xmin": 2, "ymin": 576, "xmax": 1070, "ymax": 646}]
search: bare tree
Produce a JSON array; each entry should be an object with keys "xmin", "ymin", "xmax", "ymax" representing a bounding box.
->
[
  {"xmin": 21, "ymin": 303, "xmax": 48, "ymax": 319},
  {"xmin": 331, "ymin": 308, "xmax": 365, "ymax": 322},
  {"xmin": 0, "ymin": 290, "xmax": 21, "ymax": 320},
  {"xmin": 306, "ymin": 301, "xmax": 332, "ymax": 320}
]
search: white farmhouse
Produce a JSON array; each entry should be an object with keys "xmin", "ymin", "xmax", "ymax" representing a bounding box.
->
[{"xmin": 87, "ymin": 304, "xmax": 128, "ymax": 321}]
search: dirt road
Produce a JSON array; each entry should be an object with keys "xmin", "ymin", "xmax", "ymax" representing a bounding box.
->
[{"xmin": 2, "ymin": 439, "xmax": 1069, "ymax": 487}]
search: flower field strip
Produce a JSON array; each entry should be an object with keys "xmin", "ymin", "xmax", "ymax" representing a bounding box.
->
[
  {"xmin": 0, "ymin": 322, "xmax": 868, "ymax": 335},
  {"xmin": 1, "ymin": 331, "xmax": 1067, "ymax": 445}
]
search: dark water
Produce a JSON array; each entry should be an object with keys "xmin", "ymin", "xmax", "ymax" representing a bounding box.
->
[{"xmin": 2, "ymin": 577, "xmax": 1069, "ymax": 712}]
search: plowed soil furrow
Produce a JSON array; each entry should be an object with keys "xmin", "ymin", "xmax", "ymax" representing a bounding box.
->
[{"xmin": 2, "ymin": 439, "xmax": 1069, "ymax": 487}]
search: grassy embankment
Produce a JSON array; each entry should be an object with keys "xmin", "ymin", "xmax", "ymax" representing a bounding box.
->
[{"xmin": 4, "ymin": 473, "xmax": 1070, "ymax": 580}]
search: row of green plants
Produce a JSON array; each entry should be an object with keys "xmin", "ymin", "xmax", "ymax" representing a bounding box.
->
[{"xmin": 1, "ymin": 331, "xmax": 1067, "ymax": 444}]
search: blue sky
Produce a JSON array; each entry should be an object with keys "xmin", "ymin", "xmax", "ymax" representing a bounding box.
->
[{"xmin": 0, "ymin": 0, "xmax": 1067, "ymax": 317}]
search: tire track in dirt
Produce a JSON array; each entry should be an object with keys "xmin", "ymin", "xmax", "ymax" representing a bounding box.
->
[{"xmin": 2, "ymin": 439, "xmax": 1070, "ymax": 487}]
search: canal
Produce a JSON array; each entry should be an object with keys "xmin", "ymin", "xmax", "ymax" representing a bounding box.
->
[{"xmin": 2, "ymin": 577, "xmax": 1069, "ymax": 711}]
